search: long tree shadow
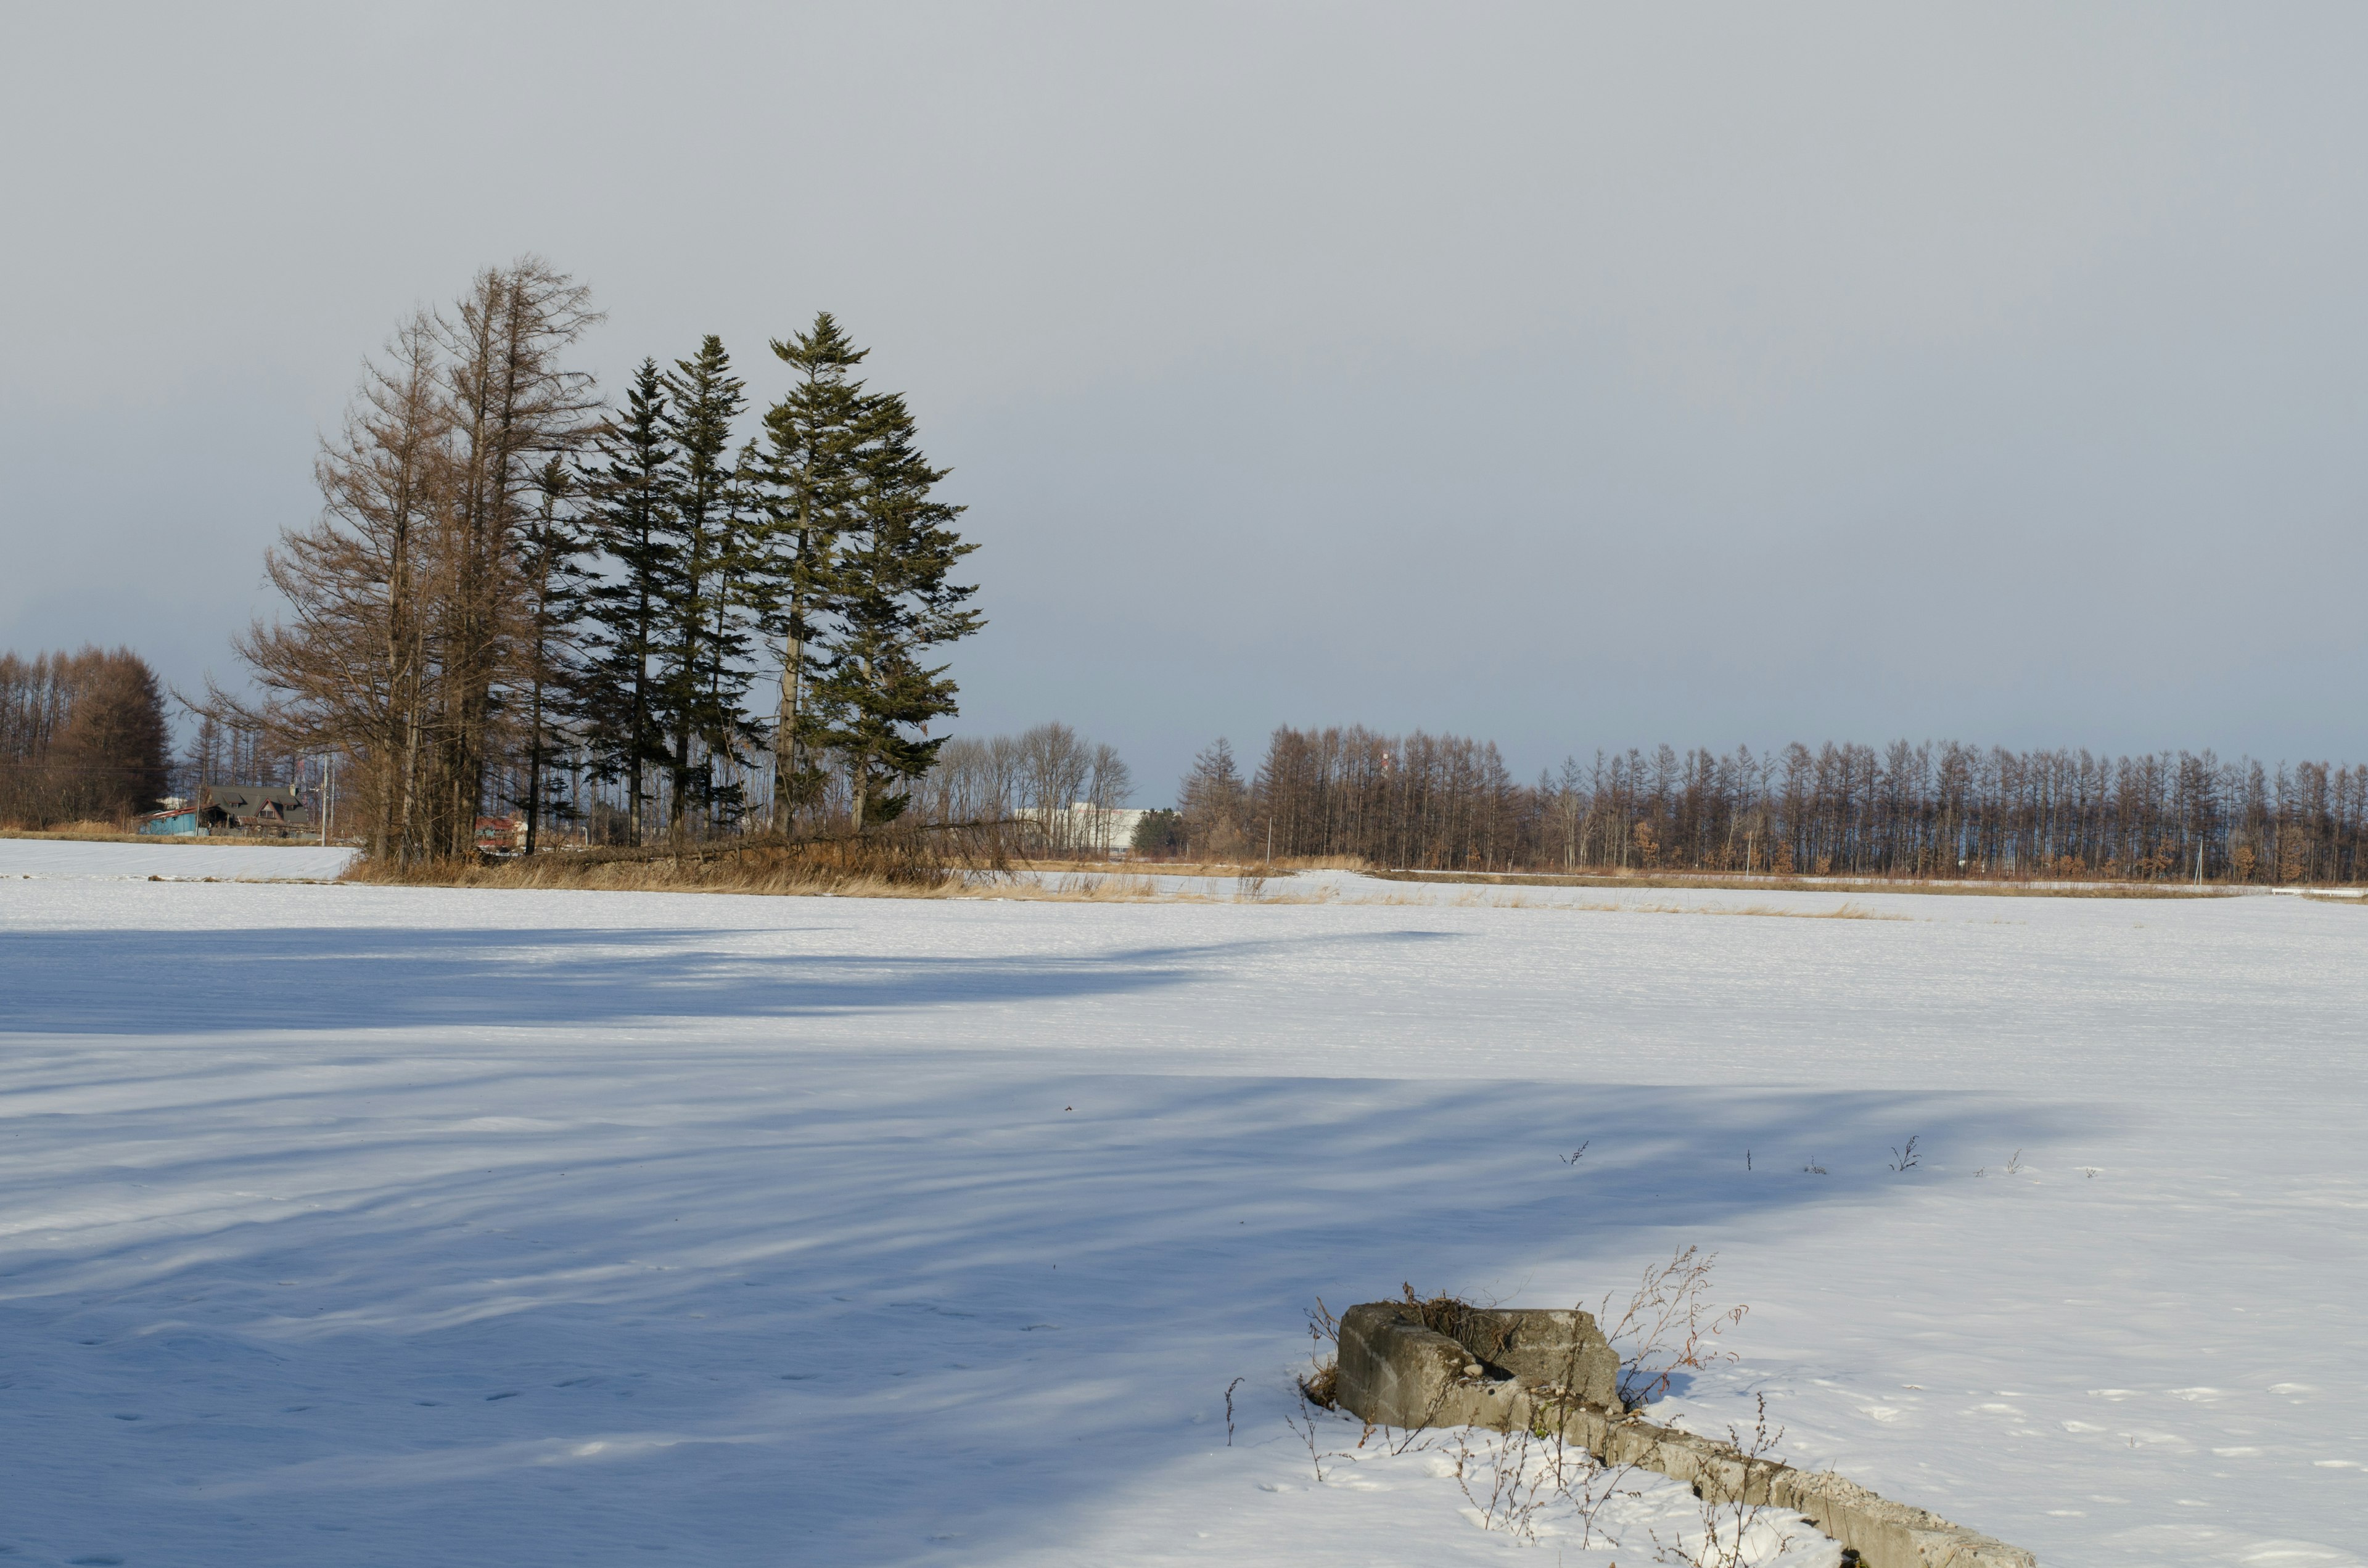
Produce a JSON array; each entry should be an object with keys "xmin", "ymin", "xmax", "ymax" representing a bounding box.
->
[
  {"xmin": 0, "ymin": 922, "xmax": 1457, "ymax": 1038},
  {"xmin": 1, "ymin": 1043, "xmax": 2085, "ymax": 1564}
]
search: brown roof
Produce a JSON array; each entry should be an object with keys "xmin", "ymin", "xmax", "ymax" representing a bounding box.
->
[{"xmin": 202, "ymin": 784, "xmax": 308, "ymax": 821}]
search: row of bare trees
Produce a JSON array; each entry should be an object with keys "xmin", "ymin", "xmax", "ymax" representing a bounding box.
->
[
  {"xmin": 0, "ymin": 648, "xmax": 171, "ymax": 827},
  {"xmin": 917, "ymin": 722, "xmax": 1132, "ymax": 854},
  {"xmin": 1173, "ymin": 727, "xmax": 2368, "ymax": 884}
]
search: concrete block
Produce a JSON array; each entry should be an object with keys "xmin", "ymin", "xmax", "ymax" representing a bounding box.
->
[
  {"xmin": 1330, "ymin": 1300, "xmax": 2039, "ymax": 1568},
  {"xmin": 1337, "ymin": 1302, "xmax": 1619, "ymax": 1430},
  {"xmin": 1452, "ymin": 1307, "xmax": 1621, "ymax": 1409},
  {"xmin": 1337, "ymin": 1303, "xmax": 1466, "ymax": 1429}
]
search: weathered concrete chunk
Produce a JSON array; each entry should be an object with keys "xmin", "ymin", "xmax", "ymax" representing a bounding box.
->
[
  {"xmin": 1337, "ymin": 1302, "xmax": 1618, "ymax": 1429},
  {"xmin": 1336, "ymin": 1303, "xmax": 1528, "ymax": 1430},
  {"xmin": 1452, "ymin": 1307, "xmax": 1620, "ymax": 1408},
  {"xmin": 1327, "ymin": 1300, "xmax": 2038, "ymax": 1568},
  {"xmin": 1338, "ymin": 1304, "xmax": 1461, "ymax": 1429}
]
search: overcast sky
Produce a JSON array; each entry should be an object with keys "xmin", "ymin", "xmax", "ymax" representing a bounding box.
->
[{"xmin": 4, "ymin": 4, "xmax": 2362, "ymax": 800}]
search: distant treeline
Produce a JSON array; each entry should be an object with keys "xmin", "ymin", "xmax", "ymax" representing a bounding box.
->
[
  {"xmin": 1172, "ymin": 727, "xmax": 2368, "ymax": 885},
  {"xmin": 0, "ymin": 648, "xmax": 171, "ymax": 828}
]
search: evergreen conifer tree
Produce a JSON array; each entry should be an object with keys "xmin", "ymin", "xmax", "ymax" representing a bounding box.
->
[
  {"xmin": 812, "ymin": 388, "xmax": 982, "ymax": 831},
  {"xmin": 654, "ymin": 335, "xmax": 755, "ymax": 835},
  {"xmin": 752, "ymin": 313, "xmax": 870, "ymax": 832},
  {"xmin": 515, "ymin": 456, "xmax": 586, "ymax": 853},
  {"xmin": 578, "ymin": 359, "xmax": 675, "ymax": 845}
]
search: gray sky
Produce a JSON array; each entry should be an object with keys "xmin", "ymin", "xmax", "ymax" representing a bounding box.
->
[{"xmin": 4, "ymin": 4, "xmax": 2362, "ymax": 802}]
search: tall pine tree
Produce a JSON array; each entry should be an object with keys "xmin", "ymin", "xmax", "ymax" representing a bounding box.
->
[
  {"xmin": 578, "ymin": 359, "xmax": 675, "ymax": 845},
  {"xmin": 515, "ymin": 455, "xmax": 587, "ymax": 853},
  {"xmin": 654, "ymin": 335, "xmax": 755, "ymax": 835},
  {"xmin": 813, "ymin": 387, "xmax": 982, "ymax": 831},
  {"xmin": 753, "ymin": 313, "xmax": 869, "ymax": 832}
]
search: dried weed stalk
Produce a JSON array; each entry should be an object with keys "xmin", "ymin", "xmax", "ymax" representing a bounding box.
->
[
  {"xmin": 1449, "ymin": 1397, "xmax": 1644, "ymax": 1546},
  {"xmin": 1597, "ymin": 1246, "xmax": 1748, "ymax": 1409},
  {"xmin": 1299, "ymin": 1295, "xmax": 1342, "ymax": 1409}
]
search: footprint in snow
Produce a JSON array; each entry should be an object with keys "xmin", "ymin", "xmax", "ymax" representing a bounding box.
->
[{"xmin": 486, "ymin": 1390, "xmax": 521, "ymax": 1402}]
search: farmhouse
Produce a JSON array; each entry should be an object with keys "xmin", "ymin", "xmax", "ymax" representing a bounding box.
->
[{"xmin": 141, "ymin": 784, "xmax": 313, "ymax": 837}]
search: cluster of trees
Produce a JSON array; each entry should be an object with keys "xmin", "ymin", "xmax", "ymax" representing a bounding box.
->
[
  {"xmin": 915, "ymin": 721, "xmax": 1132, "ymax": 855},
  {"xmin": 0, "ymin": 648, "xmax": 171, "ymax": 827},
  {"xmin": 226, "ymin": 258, "xmax": 980, "ymax": 864},
  {"xmin": 1169, "ymin": 726, "xmax": 2368, "ymax": 884}
]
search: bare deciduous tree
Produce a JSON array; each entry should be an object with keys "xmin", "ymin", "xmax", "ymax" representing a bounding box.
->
[{"xmin": 219, "ymin": 260, "xmax": 600, "ymax": 863}]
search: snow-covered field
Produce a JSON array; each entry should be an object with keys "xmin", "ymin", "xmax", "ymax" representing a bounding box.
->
[
  {"xmin": 2, "ymin": 840, "xmax": 2362, "ymax": 1566},
  {"xmin": 0, "ymin": 837, "xmax": 357, "ymax": 882}
]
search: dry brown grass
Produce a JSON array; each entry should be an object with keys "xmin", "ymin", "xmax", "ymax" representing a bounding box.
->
[
  {"xmin": 345, "ymin": 835, "xmax": 973, "ymax": 898},
  {"xmin": 1020, "ymin": 858, "xmax": 1247, "ymax": 879},
  {"xmin": 1370, "ymin": 868, "xmax": 2243, "ymax": 901},
  {"xmin": 1024, "ymin": 853, "xmax": 1371, "ymax": 877},
  {"xmin": 348, "ymin": 854, "xmax": 966, "ymax": 899},
  {"xmin": 349, "ymin": 847, "xmax": 1196, "ymax": 905},
  {"xmin": 1012, "ymin": 873, "xmax": 1165, "ymax": 901},
  {"xmin": 0, "ymin": 824, "xmax": 324, "ymax": 847},
  {"xmin": 2, "ymin": 821, "xmax": 146, "ymax": 842},
  {"xmin": 1272, "ymin": 853, "xmax": 1373, "ymax": 872}
]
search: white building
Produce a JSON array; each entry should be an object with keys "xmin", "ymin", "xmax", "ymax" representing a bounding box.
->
[{"xmin": 1014, "ymin": 802, "xmax": 1150, "ymax": 858}]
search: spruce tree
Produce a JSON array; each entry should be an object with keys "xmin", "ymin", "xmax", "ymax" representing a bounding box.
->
[
  {"xmin": 516, "ymin": 456, "xmax": 587, "ymax": 852},
  {"xmin": 812, "ymin": 388, "xmax": 983, "ymax": 831},
  {"xmin": 752, "ymin": 313, "xmax": 870, "ymax": 832},
  {"xmin": 654, "ymin": 335, "xmax": 755, "ymax": 836},
  {"xmin": 578, "ymin": 359, "xmax": 675, "ymax": 845}
]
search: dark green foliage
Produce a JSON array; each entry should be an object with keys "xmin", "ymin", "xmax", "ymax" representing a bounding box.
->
[
  {"xmin": 752, "ymin": 313, "xmax": 870, "ymax": 827},
  {"xmin": 810, "ymin": 387, "xmax": 983, "ymax": 831},
  {"xmin": 514, "ymin": 456, "xmax": 587, "ymax": 852},
  {"xmin": 1130, "ymin": 808, "xmax": 1186, "ymax": 856},
  {"xmin": 654, "ymin": 336, "xmax": 757, "ymax": 834},
  {"xmin": 577, "ymin": 359, "xmax": 675, "ymax": 844},
  {"xmin": 536, "ymin": 314, "xmax": 985, "ymax": 844}
]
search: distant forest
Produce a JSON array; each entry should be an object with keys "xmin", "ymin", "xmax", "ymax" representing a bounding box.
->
[{"xmin": 1166, "ymin": 728, "xmax": 2368, "ymax": 885}]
